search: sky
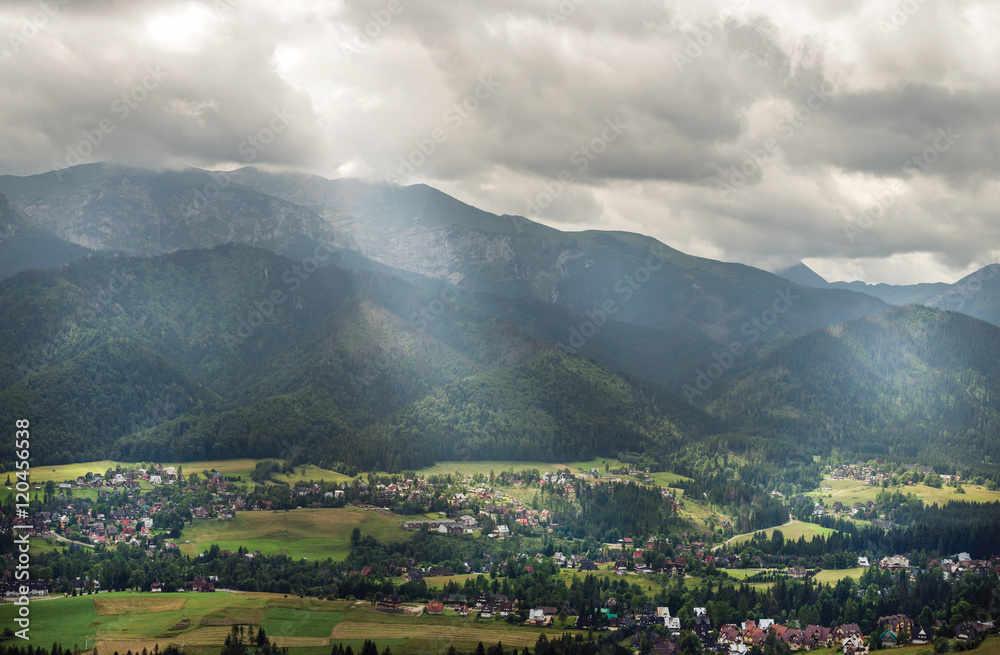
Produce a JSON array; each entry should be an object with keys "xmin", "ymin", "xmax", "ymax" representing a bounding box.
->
[{"xmin": 1, "ymin": 0, "xmax": 999, "ymax": 284}]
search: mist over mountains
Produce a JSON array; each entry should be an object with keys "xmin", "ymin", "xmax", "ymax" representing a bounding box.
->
[{"xmin": 1, "ymin": 163, "xmax": 998, "ymax": 478}]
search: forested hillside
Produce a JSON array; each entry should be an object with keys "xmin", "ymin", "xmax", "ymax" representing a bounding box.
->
[
  {"xmin": 0, "ymin": 245, "xmax": 706, "ymax": 470},
  {"xmin": 705, "ymin": 306, "xmax": 1000, "ymax": 476}
]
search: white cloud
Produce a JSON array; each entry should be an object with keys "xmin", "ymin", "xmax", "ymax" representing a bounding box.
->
[{"xmin": 0, "ymin": 0, "xmax": 998, "ymax": 284}]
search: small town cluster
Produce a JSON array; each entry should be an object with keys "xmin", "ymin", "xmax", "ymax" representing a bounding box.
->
[{"xmin": 2, "ymin": 459, "xmax": 998, "ymax": 655}]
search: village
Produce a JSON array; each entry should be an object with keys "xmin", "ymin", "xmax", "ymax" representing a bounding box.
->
[{"xmin": 2, "ymin": 459, "xmax": 998, "ymax": 655}]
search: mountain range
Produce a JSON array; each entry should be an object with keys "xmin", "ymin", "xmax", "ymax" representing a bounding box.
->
[
  {"xmin": 776, "ymin": 262, "xmax": 1000, "ymax": 326},
  {"xmin": 0, "ymin": 163, "xmax": 997, "ymax": 479}
]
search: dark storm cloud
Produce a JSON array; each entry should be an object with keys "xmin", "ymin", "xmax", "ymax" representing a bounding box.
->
[{"xmin": 0, "ymin": 0, "xmax": 997, "ymax": 283}]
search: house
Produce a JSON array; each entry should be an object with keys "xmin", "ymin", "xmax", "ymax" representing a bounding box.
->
[
  {"xmin": 857, "ymin": 557, "xmax": 870, "ymax": 567},
  {"xmin": 653, "ymin": 638, "xmax": 680, "ymax": 655},
  {"xmin": 834, "ymin": 624, "xmax": 863, "ymax": 644},
  {"xmin": 912, "ymin": 626, "xmax": 933, "ymax": 644},
  {"xmin": 788, "ymin": 566, "xmax": 807, "ymax": 579},
  {"xmin": 718, "ymin": 625, "xmax": 742, "ymax": 647},
  {"xmin": 783, "ymin": 629, "xmax": 807, "ymax": 650},
  {"xmin": 804, "ymin": 625, "xmax": 832, "ymax": 648},
  {"xmin": 880, "ymin": 629, "xmax": 898, "ymax": 648},
  {"xmin": 189, "ymin": 577, "xmax": 215, "ymax": 592},
  {"xmin": 458, "ymin": 605, "xmax": 469, "ymax": 617},
  {"xmin": 843, "ymin": 634, "xmax": 866, "ymax": 655},
  {"xmin": 954, "ymin": 621, "xmax": 986, "ymax": 641},
  {"xmin": 150, "ymin": 582, "xmax": 163, "ymax": 592},
  {"xmin": 878, "ymin": 615, "xmax": 913, "ymax": 637},
  {"xmin": 427, "ymin": 601, "xmax": 444, "ymax": 614},
  {"xmin": 879, "ymin": 555, "xmax": 910, "ymax": 571},
  {"xmin": 657, "ymin": 607, "xmax": 681, "ymax": 631},
  {"xmin": 480, "ymin": 605, "xmax": 494, "ymax": 618},
  {"xmin": 526, "ymin": 608, "xmax": 549, "ymax": 626},
  {"xmin": 693, "ymin": 609, "xmax": 713, "ymax": 648},
  {"xmin": 377, "ymin": 595, "xmax": 401, "ymax": 611}
]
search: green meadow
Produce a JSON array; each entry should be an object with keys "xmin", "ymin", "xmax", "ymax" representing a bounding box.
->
[
  {"xmin": 0, "ymin": 592, "xmax": 583, "ymax": 655},
  {"xmin": 177, "ymin": 506, "xmax": 410, "ymax": 561}
]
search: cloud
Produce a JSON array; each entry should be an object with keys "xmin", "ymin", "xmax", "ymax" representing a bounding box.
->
[{"xmin": 0, "ymin": 0, "xmax": 998, "ymax": 283}]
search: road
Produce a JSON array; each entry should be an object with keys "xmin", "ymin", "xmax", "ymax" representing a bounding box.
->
[{"xmin": 48, "ymin": 531, "xmax": 95, "ymax": 548}]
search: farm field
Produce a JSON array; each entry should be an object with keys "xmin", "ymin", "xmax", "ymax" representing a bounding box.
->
[
  {"xmin": 177, "ymin": 506, "xmax": 410, "ymax": 561},
  {"xmin": 422, "ymin": 574, "xmax": 482, "ymax": 588},
  {"xmin": 729, "ymin": 520, "xmax": 839, "ymax": 546},
  {"xmin": 563, "ymin": 458, "xmax": 691, "ymax": 486},
  {"xmin": 271, "ymin": 464, "xmax": 357, "ymax": 486},
  {"xmin": 812, "ymin": 567, "xmax": 866, "ymax": 584},
  {"xmin": 807, "ymin": 477, "xmax": 1000, "ymax": 506},
  {"xmin": 720, "ymin": 566, "xmax": 865, "ymax": 586},
  {"xmin": 723, "ymin": 568, "xmax": 780, "ymax": 580},
  {"xmin": 331, "ymin": 601, "xmax": 583, "ymax": 651},
  {"xmin": 0, "ymin": 592, "xmax": 580, "ymax": 655},
  {"xmin": 414, "ymin": 460, "xmax": 571, "ymax": 478},
  {"xmin": 412, "ymin": 458, "xmax": 691, "ymax": 488},
  {"xmin": 808, "ymin": 636, "xmax": 999, "ymax": 655}
]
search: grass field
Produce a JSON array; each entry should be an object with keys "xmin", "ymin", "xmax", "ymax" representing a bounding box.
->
[
  {"xmin": 719, "ymin": 566, "xmax": 866, "ymax": 587},
  {"xmin": 723, "ymin": 568, "xmax": 780, "ymax": 580},
  {"xmin": 412, "ymin": 458, "xmax": 691, "ymax": 488},
  {"xmin": 0, "ymin": 592, "xmax": 581, "ymax": 655},
  {"xmin": 812, "ymin": 567, "xmax": 866, "ymax": 584},
  {"xmin": 729, "ymin": 521, "xmax": 839, "ymax": 546},
  {"xmin": 414, "ymin": 460, "xmax": 572, "ymax": 478},
  {"xmin": 563, "ymin": 458, "xmax": 691, "ymax": 485},
  {"xmin": 271, "ymin": 464, "xmax": 357, "ymax": 486},
  {"xmin": 808, "ymin": 477, "xmax": 1000, "ymax": 506},
  {"xmin": 422, "ymin": 574, "xmax": 482, "ymax": 588},
  {"xmin": 177, "ymin": 506, "xmax": 411, "ymax": 561},
  {"xmin": 331, "ymin": 601, "xmax": 582, "ymax": 650}
]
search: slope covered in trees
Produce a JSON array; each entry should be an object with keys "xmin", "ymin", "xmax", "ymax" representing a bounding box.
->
[
  {"xmin": 0, "ymin": 245, "xmax": 707, "ymax": 470},
  {"xmin": 705, "ymin": 306, "xmax": 1000, "ymax": 477}
]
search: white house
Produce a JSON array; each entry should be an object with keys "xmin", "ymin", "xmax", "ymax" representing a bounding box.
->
[{"xmin": 657, "ymin": 608, "xmax": 681, "ymax": 631}]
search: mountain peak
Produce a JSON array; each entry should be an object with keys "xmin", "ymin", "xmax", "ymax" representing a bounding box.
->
[{"xmin": 775, "ymin": 262, "xmax": 829, "ymax": 288}]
